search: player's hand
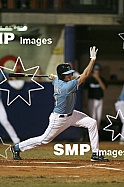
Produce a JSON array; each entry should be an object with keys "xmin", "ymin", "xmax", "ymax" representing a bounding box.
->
[
  {"xmin": 90, "ymin": 46, "xmax": 98, "ymax": 60},
  {"xmin": 48, "ymin": 74, "xmax": 53, "ymax": 80},
  {"xmin": 48, "ymin": 74, "xmax": 56, "ymax": 80}
]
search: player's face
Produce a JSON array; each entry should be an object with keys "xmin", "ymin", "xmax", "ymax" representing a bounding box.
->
[
  {"xmin": 93, "ymin": 70, "xmax": 100, "ymax": 76},
  {"xmin": 64, "ymin": 73, "xmax": 73, "ymax": 81}
]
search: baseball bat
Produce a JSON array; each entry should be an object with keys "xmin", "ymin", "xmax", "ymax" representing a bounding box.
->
[{"xmin": 9, "ymin": 73, "xmax": 49, "ymax": 78}]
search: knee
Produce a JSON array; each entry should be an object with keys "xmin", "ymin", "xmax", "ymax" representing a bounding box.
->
[{"xmin": 89, "ymin": 118, "xmax": 97, "ymax": 129}]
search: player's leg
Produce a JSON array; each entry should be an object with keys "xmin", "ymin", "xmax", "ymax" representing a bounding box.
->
[
  {"xmin": 0, "ymin": 100, "xmax": 20, "ymax": 144},
  {"xmin": 11, "ymin": 112, "xmax": 72, "ymax": 159},
  {"xmin": 71, "ymin": 110, "xmax": 108, "ymax": 161},
  {"xmin": 88, "ymin": 99, "xmax": 97, "ymax": 119},
  {"xmin": 71, "ymin": 110, "xmax": 99, "ymax": 153},
  {"xmin": 96, "ymin": 99, "xmax": 103, "ymax": 129}
]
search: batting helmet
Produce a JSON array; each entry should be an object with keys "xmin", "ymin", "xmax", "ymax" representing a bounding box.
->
[
  {"xmin": 57, "ymin": 63, "xmax": 75, "ymax": 80},
  {"xmin": 93, "ymin": 64, "xmax": 101, "ymax": 71}
]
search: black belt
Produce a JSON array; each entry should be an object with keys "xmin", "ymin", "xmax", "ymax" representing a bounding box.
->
[{"xmin": 59, "ymin": 113, "xmax": 72, "ymax": 118}]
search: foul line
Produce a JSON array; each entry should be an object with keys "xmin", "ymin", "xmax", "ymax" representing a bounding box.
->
[
  {"xmin": 4, "ymin": 160, "xmax": 71, "ymax": 164},
  {"xmin": 22, "ymin": 161, "xmax": 71, "ymax": 164},
  {"xmin": 0, "ymin": 164, "xmax": 124, "ymax": 171}
]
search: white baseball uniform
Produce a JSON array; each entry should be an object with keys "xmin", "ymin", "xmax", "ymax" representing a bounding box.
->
[{"xmin": 18, "ymin": 77, "xmax": 99, "ymax": 153}]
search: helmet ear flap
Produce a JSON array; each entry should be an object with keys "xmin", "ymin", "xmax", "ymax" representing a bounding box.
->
[{"xmin": 59, "ymin": 74, "xmax": 65, "ymax": 80}]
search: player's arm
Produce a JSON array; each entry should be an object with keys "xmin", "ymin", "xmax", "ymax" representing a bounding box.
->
[{"xmin": 78, "ymin": 46, "xmax": 98, "ymax": 86}]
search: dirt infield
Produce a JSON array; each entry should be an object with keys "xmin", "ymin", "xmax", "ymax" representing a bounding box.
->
[
  {"xmin": 0, "ymin": 158, "xmax": 124, "ymax": 184},
  {"xmin": 0, "ymin": 142, "xmax": 124, "ymax": 185}
]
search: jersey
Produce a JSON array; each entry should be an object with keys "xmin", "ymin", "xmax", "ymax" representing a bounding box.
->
[
  {"xmin": 84, "ymin": 76, "xmax": 106, "ymax": 100},
  {"xmin": 52, "ymin": 77, "xmax": 78, "ymax": 114}
]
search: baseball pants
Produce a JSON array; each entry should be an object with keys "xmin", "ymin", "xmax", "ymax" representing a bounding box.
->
[
  {"xmin": 88, "ymin": 99, "xmax": 103, "ymax": 128},
  {"xmin": 0, "ymin": 99, "xmax": 20, "ymax": 144},
  {"xmin": 19, "ymin": 110, "xmax": 99, "ymax": 153}
]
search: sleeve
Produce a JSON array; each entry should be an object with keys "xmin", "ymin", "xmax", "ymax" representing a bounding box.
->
[{"xmin": 52, "ymin": 76, "xmax": 58, "ymax": 86}]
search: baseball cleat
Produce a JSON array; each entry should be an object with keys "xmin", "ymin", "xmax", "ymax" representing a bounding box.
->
[
  {"xmin": 91, "ymin": 154, "xmax": 109, "ymax": 162},
  {"xmin": 11, "ymin": 146, "xmax": 22, "ymax": 160}
]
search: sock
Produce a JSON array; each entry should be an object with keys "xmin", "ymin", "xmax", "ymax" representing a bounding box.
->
[
  {"xmin": 14, "ymin": 144, "xmax": 20, "ymax": 151},
  {"xmin": 92, "ymin": 152, "xmax": 97, "ymax": 156}
]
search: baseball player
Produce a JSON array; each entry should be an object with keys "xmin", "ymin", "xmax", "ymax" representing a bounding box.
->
[
  {"xmin": 115, "ymin": 85, "xmax": 124, "ymax": 144},
  {"xmin": 11, "ymin": 46, "xmax": 109, "ymax": 162},
  {"xmin": 83, "ymin": 64, "xmax": 107, "ymax": 129},
  {"xmin": 0, "ymin": 71, "xmax": 20, "ymax": 144}
]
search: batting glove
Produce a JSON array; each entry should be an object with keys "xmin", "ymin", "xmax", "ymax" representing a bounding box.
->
[
  {"xmin": 48, "ymin": 74, "xmax": 53, "ymax": 80},
  {"xmin": 90, "ymin": 46, "xmax": 98, "ymax": 60}
]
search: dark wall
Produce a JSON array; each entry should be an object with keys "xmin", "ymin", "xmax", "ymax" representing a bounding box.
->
[{"xmin": 0, "ymin": 82, "xmax": 82, "ymax": 142}]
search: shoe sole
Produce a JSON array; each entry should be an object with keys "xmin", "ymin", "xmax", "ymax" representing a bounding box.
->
[
  {"xmin": 91, "ymin": 158, "xmax": 109, "ymax": 162},
  {"xmin": 91, "ymin": 159, "xmax": 100, "ymax": 161}
]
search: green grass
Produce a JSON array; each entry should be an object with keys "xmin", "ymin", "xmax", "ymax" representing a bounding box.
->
[
  {"xmin": 4, "ymin": 140, "xmax": 124, "ymax": 160},
  {"xmin": 0, "ymin": 141, "xmax": 124, "ymax": 187},
  {"xmin": 0, "ymin": 176, "xmax": 124, "ymax": 187}
]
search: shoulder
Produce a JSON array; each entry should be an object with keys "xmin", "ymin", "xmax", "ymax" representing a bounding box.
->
[
  {"xmin": 66, "ymin": 79, "xmax": 78, "ymax": 92},
  {"xmin": 67, "ymin": 79, "xmax": 78, "ymax": 85},
  {"xmin": 52, "ymin": 76, "xmax": 58, "ymax": 84}
]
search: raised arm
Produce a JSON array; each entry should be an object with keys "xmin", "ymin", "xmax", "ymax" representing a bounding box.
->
[{"xmin": 78, "ymin": 46, "xmax": 98, "ymax": 85}]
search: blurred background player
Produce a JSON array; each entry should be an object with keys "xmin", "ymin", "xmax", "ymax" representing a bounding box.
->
[
  {"xmin": 83, "ymin": 64, "xmax": 107, "ymax": 129},
  {"xmin": 0, "ymin": 70, "xmax": 20, "ymax": 144},
  {"xmin": 115, "ymin": 85, "xmax": 124, "ymax": 144}
]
